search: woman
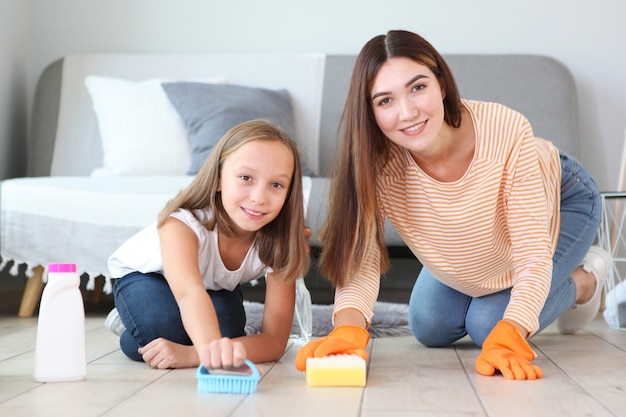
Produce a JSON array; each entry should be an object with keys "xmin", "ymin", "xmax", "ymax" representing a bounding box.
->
[{"xmin": 295, "ymin": 30, "xmax": 609, "ymax": 380}]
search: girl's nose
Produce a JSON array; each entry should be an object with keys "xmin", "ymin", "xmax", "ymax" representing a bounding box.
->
[{"xmin": 249, "ymin": 185, "xmax": 266, "ymax": 204}]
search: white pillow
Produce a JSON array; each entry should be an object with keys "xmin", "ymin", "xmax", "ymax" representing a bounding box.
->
[{"xmin": 84, "ymin": 76, "xmax": 223, "ymax": 177}]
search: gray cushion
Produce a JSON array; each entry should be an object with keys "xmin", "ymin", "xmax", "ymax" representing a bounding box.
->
[{"xmin": 162, "ymin": 82, "xmax": 315, "ymax": 176}]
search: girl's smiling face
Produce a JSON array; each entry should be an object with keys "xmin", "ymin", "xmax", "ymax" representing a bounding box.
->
[
  {"xmin": 218, "ymin": 139, "xmax": 294, "ymax": 236},
  {"xmin": 370, "ymin": 57, "xmax": 447, "ymax": 156}
]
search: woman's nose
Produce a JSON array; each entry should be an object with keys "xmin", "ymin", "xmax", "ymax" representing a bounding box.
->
[{"xmin": 399, "ymin": 98, "xmax": 418, "ymax": 121}]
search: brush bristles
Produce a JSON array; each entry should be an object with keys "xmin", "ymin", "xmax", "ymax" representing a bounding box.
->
[
  {"xmin": 197, "ymin": 378, "xmax": 258, "ymax": 394},
  {"xmin": 196, "ymin": 359, "xmax": 260, "ymax": 394}
]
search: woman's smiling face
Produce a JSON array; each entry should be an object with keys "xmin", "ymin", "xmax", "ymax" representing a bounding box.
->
[{"xmin": 370, "ymin": 57, "xmax": 446, "ymax": 155}]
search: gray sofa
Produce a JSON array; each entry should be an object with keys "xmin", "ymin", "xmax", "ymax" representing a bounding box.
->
[{"xmin": 0, "ymin": 53, "xmax": 579, "ymax": 310}]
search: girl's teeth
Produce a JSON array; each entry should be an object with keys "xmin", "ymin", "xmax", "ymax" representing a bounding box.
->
[{"xmin": 245, "ymin": 208, "xmax": 262, "ymax": 216}]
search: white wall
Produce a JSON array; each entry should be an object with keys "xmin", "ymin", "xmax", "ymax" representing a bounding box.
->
[
  {"xmin": 0, "ymin": 0, "xmax": 28, "ymax": 179},
  {"xmin": 17, "ymin": 0, "xmax": 626, "ymax": 190}
]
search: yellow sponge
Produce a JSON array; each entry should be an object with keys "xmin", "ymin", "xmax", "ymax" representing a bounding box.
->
[{"xmin": 305, "ymin": 354, "xmax": 367, "ymax": 387}]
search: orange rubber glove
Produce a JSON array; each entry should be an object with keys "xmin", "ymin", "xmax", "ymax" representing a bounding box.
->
[
  {"xmin": 295, "ymin": 325, "xmax": 369, "ymax": 371},
  {"xmin": 475, "ymin": 320, "xmax": 543, "ymax": 380}
]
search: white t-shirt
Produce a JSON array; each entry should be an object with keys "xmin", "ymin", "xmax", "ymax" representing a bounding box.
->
[{"xmin": 107, "ymin": 208, "xmax": 271, "ymax": 291}]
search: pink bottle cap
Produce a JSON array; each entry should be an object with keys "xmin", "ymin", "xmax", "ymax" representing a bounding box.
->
[{"xmin": 48, "ymin": 263, "xmax": 77, "ymax": 273}]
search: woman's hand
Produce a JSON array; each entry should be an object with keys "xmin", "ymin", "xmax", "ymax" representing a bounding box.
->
[{"xmin": 475, "ymin": 320, "xmax": 542, "ymax": 380}]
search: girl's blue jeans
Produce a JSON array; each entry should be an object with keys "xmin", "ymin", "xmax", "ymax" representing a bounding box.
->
[
  {"xmin": 408, "ymin": 152, "xmax": 602, "ymax": 347},
  {"xmin": 113, "ymin": 272, "xmax": 246, "ymax": 361}
]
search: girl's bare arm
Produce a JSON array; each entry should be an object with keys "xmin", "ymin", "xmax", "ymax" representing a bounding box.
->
[{"xmin": 235, "ymin": 272, "xmax": 296, "ymax": 363}]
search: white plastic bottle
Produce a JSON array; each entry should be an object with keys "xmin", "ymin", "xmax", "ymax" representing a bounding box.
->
[{"xmin": 34, "ymin": 263, "xmax": 86, "ymax": 382}]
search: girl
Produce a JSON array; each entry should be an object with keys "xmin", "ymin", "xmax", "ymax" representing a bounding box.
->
[
  {"xmin": 106, "ymin": 119, "xmax": 310, "ymax": 370},
  {"xmin": 295, "ymin": 30, "xmax": 610, "ymax": 380}
]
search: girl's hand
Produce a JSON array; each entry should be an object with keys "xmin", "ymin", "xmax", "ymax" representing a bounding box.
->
[
  {"xmin": 139, "ymin": 337, "xmax": 200, "ymax": 369},
  {"xmin": 197, "ymin": 337, "xmax": 248, "ymax": 370}
]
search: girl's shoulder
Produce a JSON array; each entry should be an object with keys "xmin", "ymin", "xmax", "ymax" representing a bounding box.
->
[
  {"xmin": 169, "ymin": 207, "xmax": 213, "ymax": 231},
  {"xmin": 170, "ymin": 206, "xmax": 210, "ymax": 219}
]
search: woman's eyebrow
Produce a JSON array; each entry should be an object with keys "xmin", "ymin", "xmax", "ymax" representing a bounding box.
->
[
  {"xmin": 405, "ymin": 74, "xmax": 428, "ymax": 87},
  {"xmin": 371, "ymin": 74, "xmax": 429, "ymax": 101}
]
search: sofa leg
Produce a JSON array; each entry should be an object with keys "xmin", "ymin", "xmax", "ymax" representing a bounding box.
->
[{"xmin": 18, "ymin": 265, "xmax": 45, "ymax": 318}]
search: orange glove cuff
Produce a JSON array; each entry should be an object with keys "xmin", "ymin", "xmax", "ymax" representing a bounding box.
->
[
  {"xmin": 328, "ymin": 325, "xmax": 370, "ymax": 349},
  {"xmin": 482, "ymin": 320, "xmax": 535, "ymax": 361}
]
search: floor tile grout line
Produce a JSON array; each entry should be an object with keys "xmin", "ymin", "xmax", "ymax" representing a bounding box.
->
[
  {"xmin": 587, "ymin": 329, "xmax": 626, "ymax": 352},
  {"xmin": 532, "ymin": 340, "xmax": 620, "ymax": 417},
  {"xmin": 455, "ymin": 346, "xmax": 490, "ymax": 417}
]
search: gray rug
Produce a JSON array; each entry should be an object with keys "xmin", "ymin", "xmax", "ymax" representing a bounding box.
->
[{"xmin": 243, "ymin": 301, "xmax": 411, "ymax": 338}]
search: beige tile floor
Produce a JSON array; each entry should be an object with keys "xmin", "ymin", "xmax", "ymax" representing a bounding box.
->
[{"xmin": 0, "ymin": 313, "xmax": 625, "ymax": 417}]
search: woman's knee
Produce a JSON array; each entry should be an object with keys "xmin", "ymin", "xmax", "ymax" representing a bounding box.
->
[
  {"xmin": 409, "ymin": 320, "xmax": 450, "ymax": 347},
  {"xmin": 464, "ymin": 295, "xmax": 507, "ymax": 347},
  {"xmin": 408, "ymin": 303, "xmax": 463, "ymax": 347},
  {"xmin": 464, "ymin": 323, "xmax": 491, "ymax": 347},
  {"xmin": 409, "ymin": 270, "xmax": 471, "ymax": 347}
]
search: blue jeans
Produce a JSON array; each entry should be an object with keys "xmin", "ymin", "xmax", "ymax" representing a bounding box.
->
[
  {"xmin": 113, "ymin": 271, "xmax": 246, "ymax": 361},
  {"xmin": 408, "ymin": 153, "xmax": 601, "ymax": 347}
]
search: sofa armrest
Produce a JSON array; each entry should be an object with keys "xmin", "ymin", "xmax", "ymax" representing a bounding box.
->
[{"xmin": 28, "ymin": 59, "xmax": 63, "ymax": 177}]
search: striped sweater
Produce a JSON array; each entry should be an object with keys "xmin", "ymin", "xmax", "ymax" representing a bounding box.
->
[{"xmin": 334, "ymin": 100, "xmax": 561, "ymax": 335}]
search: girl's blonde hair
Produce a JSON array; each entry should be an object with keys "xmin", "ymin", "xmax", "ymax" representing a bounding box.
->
[
  {"xmin": 319, "ymin": 30, "xmax": 463, "ymax": 287},
  {"xmin": 158, "ymin": 119, "xmax": 310, "ymax": 282}
]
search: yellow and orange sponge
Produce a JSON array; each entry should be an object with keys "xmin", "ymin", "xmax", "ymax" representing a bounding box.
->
[{"xmin": 305, "ymin": 354, "xmax": 367, "ymax": 387}]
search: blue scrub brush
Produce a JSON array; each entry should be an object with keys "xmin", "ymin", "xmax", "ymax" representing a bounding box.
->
[{"xmin": 196, "ymin": 359, "xmax": 260, "ymax": 394}]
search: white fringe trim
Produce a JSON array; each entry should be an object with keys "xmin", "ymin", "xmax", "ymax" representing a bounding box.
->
[
  {"xmin": 86, "ymin": 275, "xmax": 95, "ymax": 291},
  {"xmin": 85, "ymin": 273, "xmax": 114, "ymax": 294},
  {"xmin": 0, "ymin": 256, "xmax": 113, "ymax": 293},
  {"xmin": 27, "ymin": 264, "xmax": 39, "ymax": 280},
  {"xmin": 103, "ymin": 277, "xmax": 113, "ymax": 294}
]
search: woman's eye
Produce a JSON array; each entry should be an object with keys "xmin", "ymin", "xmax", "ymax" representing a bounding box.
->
[
  {"xmin": 412, "ymin": 84, "xmax": 425, "ymax": 92},
  {"xmin": 378, "ymin": 97, "xmax": 391, "ymax": 106}
]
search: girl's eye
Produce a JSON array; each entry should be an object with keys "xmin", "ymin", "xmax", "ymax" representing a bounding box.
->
[
  {"xmin": 271, "ymin": 182, "xmax": 284, "ymax": 189},
  {"xmin": 240, "ymin": 175, "xmax": 252, "ymax": 181}
]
